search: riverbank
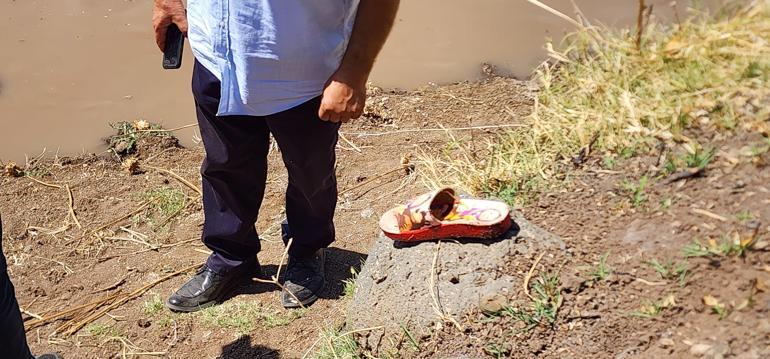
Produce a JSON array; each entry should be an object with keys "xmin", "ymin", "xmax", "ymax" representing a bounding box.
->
[{"xmin": 2, "ymin": 2, "xmax": 770, "ymax": 358}]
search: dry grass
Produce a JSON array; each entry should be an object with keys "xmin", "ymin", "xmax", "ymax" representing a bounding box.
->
[{"xmin": 419, "ymin": 1, "xmax": 770, "ymax": 204}]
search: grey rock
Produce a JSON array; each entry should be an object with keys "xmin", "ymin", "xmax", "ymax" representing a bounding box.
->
[{"xmin": 346, "ymin": 212, "xmax": 565, "ymax": 352}]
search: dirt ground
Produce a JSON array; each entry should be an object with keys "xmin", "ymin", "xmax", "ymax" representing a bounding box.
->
[{"xmin": 2, "ymin": 72, "xmax": 769, "ymax": 358}]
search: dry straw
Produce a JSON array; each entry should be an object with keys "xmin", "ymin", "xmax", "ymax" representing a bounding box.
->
[{"xmin": 419, "ymin": 1, "xmax": 770, "ymax": 203}]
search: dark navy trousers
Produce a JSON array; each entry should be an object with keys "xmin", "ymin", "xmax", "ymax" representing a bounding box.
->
[
  {"xmin": 192, "ymin": 61, "xmax": 340, "ymax": 273},
  {"xmin": 1, "ymin": 218, "xmax": 34, "ymax": 359}
]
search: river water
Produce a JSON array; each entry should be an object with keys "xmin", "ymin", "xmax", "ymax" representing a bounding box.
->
[{"xmin": 0, "ymin": 0, "xmax": 720, "ymax": 162}]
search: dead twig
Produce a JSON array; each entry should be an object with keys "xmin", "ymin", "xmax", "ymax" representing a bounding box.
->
[
  {"xmin": 137, "ymin": 123, "xmax": 198, "ymax": 133},
  {"xmin": 145, "ymin": 166, "xmax": 202, "ymax": 196},
  {"xmin": 251, "ymin": 238, "xmax": 306, "ymax": 309},
  {"xmin": 33, "ymin": 255, "xmax": 74, "ymax": 274},
  {"xmin": 26, "ymin": 176, "xmax": 63, "ymax": 189},
  {"xmin": 90, "ymin": 201, "xmax": 150, "ymax": 234},
  {"xmin": 97, "ymin": 238, "xmax": 199, "ymax": 262},
  {"xmin": 20, "ymin": 308, "xmax": 44, "ymax": 320},
  {"xmin": 65, "ymin": 184, "xmax": 82, "ymax": 229},
  {"xmin": 337, "ymin": 131, "xmax": 362, "ymax": 153},
  {"xmin": 91, "ymin": 275, "xmax": 129, "ymax": 294},
  {"xmin": 338, "ymin": 166, "xmax": 405, "ymax": 196},
  {"xmin": 103, "ymin": 335, "xmax": 166, "ymax": 358},
  {"xmin": 428, "ymin": 242, "xmax": 463, "ymax": 331},
  {"xmin": 523, "ymin": 252, "xmax": 546, "ymax": 300},
  {"xmin": 692, "ymin": 208, "xmax": 728, "ymax": 222},
  {"xmin": 636, "ymin": 0, "xmax": 647, "ymax": 51},
  {"xmin": 25, "ymin": 292, "xmax": 123, "ymax": 329},
  {"xmin": 635, "ymin": 278, "xmax": 667, "ymax": 286},
  {"xmin": 27, "ymin": 225, "xmax": 70, "ymax": 237},
  {"xmin": 340, "ymin": 124, "xmax": 524, "ymax": 138},
  {"xmin": 525, "ymin": 0, "xmax": 584, "ymax": 28},
  {"xmin": 154, "ymin": 200, "xmax": 196, "ymax": 229},
  {"xmin": 664, "ymin": 167, "xmax": 705, "ymax": 184},
  {"xmin": 59, "ymin": 262, "xmax": 201, "ymax": 335}
]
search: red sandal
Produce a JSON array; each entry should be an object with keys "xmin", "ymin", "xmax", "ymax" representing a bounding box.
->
[{"xmin": 379, "ymin": 188, "xmax": 512, "ymax": 242}]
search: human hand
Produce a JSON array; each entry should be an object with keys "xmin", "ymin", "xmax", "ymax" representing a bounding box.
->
[
  {"xmin": 318, "ymin": 73, "xmax": 366, "ymax": 123},
  {"xmin": 152, "ymin": 0, "xmax": 188, "ymax": 52}
]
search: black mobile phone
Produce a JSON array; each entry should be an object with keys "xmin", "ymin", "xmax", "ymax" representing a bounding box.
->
[{"xmin": 163, "ymin": 24, "xmax": 184, "ymax": 70}]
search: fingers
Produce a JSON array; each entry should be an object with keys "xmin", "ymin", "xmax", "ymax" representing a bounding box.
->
[
  {"xmin": 155, "ymin": 26, "xmax": 168, "ymax": 51},
  {"xmin": 351, "ymin": 104, "xmax": 364, "ymax": 120},
  {"xmin": 152, "ymin": 2, "xmax": 187, "ymax": 52},
  {"xmin": 153, "ymin": 15, "xmax": 171, "ymax": 51},
  {"xmin": 318, "ymin": 80, "xmax": 366, "ymax": 124},
  {"xmin": 319, "ymin": 105, "xmax": 359, "ymax": 123},
  {"xmin": 173, "ymin": 13, "xmax": 189, "ymax": 34},
  {"xmin": 318, "ymin": 106, "xmax": 332, "ymax": 122}
]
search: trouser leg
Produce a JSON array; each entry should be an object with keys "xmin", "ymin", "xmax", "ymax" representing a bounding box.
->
[
  {"xmin": 266, "ymin": 97, "xmax": 340, "ymax": 258},
  {"xmin": 192, "ymin": 61, "xmax": 270, "ymax": 273},
  {"xmin": 0, "ymin": 218, "xmax": 34, "ymax": 359}
]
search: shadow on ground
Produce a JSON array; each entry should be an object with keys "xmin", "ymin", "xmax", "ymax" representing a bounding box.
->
[
  {"xmin": 321, "ymin": 246, "xmax": 367, "ymax": 300},
  {"xmin": 226, "ymin": 246, "xmax": 367, "ymax": 303},
  {"xmin": 219, "ymin": 335, "xmax": 280, "ymax": 359}
]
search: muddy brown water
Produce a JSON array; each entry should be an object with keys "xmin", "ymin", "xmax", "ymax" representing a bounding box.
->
[{"xmin": 0, "ymin": 0, "xmax": 720, "ymax": 162}]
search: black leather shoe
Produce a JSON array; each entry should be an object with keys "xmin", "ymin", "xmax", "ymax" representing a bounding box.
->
[
  {"xmin": 281, "ymin": 249, "xmax": 325, "ymax": 308},
  {"xmin": 166, "ymin": 259, "xmax": 261, "ymax": 312}
]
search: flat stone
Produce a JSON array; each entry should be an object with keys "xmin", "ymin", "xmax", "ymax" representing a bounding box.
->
[
  {"xmin": 346, "ymin": 212, "xmax": 565, "ymax": 352},
  {"xmin": 479, "ymin": 293, "xmax": 508, "ymax": 314},
  {"xmin": 690, "ymin": 343, "xmax": 712, "ymax": 357},
  {"xmin": 658, "ymin": 338, "xmax": 675, "ymax": 348}
]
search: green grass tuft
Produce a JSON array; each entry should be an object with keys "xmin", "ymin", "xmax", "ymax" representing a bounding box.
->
[
  {"xmin": 199, "ymin": 302, "xmax": 306, "ymax": 334},
  {"xmin": 86, "ymin": 323, "xmax": 120, "ymax": 337},
  {"xmin": 646, "ymin": 258, "xmax": 689, "ymax": 286},
  {"xmin": 485, "ymin": 272, "xmax": 562, "ymax": 332},
  {"xmin": 142, "ymin": 187, "xmax": 186, "ymax": 217},
  {"xmin": 590, "ymin": 253, "xmax": 613, "ymax": 282},
  {"xmin": 342, "ymin": 267, "xmax": 359, "ymax": 299},
  {"xmin": 142, "ymin": 294, "xmax": 165, "ymax": 316},
  {"xmin": 621, "ymin": 176, "xmax": 649, "ymax": 208},
  {"xmin": 735, "ymin": 209, "xmax": 754, "ymax": 222},
  {"xmin": 312, "ymin": 327, "xmax": 361, "ymax": 359},
  {"xmin": 631, "ymin": 300, "xmax": 663, "ymax": 319},
  {"xmin": 200, "ymin": 302, "xmax": 262, "ymax": 334}
]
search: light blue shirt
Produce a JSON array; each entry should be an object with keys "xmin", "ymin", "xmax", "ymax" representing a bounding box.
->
[{"xmin": 187, "ymin": 0, "xmax": 360, "ymax": 116}]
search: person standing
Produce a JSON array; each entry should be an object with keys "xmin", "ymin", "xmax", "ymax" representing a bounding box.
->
[
  {"xmin": 0, "ymin": 217, "xmax": 63, "ymax": 359},
  {"xmin": 152, "ymin": 0, "xmax": 399, "ymax": 311}
]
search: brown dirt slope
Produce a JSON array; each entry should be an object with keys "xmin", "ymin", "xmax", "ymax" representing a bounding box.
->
[{"xmin": 1, "ymin": 75, "xmax": 532, "ymax": 358}]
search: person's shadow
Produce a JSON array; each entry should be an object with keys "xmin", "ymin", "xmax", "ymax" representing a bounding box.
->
[
  {"xmin": 226, "ymin": 247, "xmax": 367, "ymax": 302},
  {"xmin": 219, "ymin": 335, "xmax": 280, "ymax": 359}
]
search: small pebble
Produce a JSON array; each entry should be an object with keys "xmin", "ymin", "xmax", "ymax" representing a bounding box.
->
[{"xmin": 690, "ymin": 343, "xmax": 712, "ymax": 357}]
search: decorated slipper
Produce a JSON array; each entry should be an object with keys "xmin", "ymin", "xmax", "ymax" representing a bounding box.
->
[{"xmin": 379, "ymin": 187, "xmax": 512, "ymax": 242}]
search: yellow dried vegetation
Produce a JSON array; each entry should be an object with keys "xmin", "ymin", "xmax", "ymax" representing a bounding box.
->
[{"xmin": 419, "ymin": 1, "xmax": 770, "ymax": 204}]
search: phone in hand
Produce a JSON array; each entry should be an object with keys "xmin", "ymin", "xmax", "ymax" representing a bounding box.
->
[{"xmin": 163, "ymin": 24, "xmax": 184, "ymax": 70}]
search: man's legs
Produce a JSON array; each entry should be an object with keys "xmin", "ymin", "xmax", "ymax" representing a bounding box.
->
[
  {"xmin": 266, "ymin": 96, "xmax": 340, "ymax": 307},
  {"xmin": 0, "ymin": 218, "xmax": 34, "ymax": 359},
  {"xmin": 266, "ymin": 97, "xmax": 340, "ymax": 258},
  {"xmin": 166, "ymin": 61, "xmax": 269, "ymax": 312},
  {"xmin": 193, "ymin": 61, "xmax": 270, "ymax": 273}
]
